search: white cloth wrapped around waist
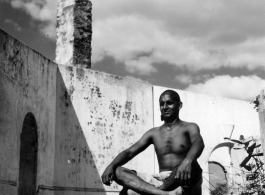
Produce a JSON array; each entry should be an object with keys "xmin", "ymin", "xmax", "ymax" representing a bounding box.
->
[{"xmin": 137, "ymin": 171, "xmax": 172, "ymax": 187}]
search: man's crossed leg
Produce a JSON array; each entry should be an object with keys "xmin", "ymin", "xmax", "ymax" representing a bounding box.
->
[
  {"xmin": 114, "ymin": 164, "xmax": 202, "ymax": 195},
  {"xmin": 114, "ymin": 166, "xmax": 183, "ymax": 195}
]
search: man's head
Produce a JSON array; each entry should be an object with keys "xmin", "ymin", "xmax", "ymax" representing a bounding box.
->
[{"xmin": 159, "ymin": 90, "xmax": 182, "ymax": 122}]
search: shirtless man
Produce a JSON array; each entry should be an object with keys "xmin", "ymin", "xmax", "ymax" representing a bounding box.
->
[{"xmin": 101, "ymin": 90, "xmax": 205, "ymax": 195}]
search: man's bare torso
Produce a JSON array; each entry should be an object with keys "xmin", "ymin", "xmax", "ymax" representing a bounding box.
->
[{"xmin": 150, "ymin": 121, "xmax": 195, "ymax": 172}]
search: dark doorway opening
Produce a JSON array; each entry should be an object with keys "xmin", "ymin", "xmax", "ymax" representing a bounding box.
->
[{"xmin": 18, "ymin": 113, "xmax": 38, "ymax": 195}]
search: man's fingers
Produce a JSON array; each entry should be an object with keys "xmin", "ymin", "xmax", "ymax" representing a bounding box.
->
[
  {"xmin": 187, "ymin": 172, "xmax": 191, "ymax": 180},
  {"xmin": 104, "ymin": 177, "xmax": 108, "ymax": 185},
  {"xmin": 184, "ymin": 172, "xmax": 188, "ymax": 181},
  {"xmin": 109, "ymin": 175, "xmax": 114, "ymax": 185},
  {"xmin": 181, "ymin": 172, "xmax": 186, "ymax": 184},
  {"xmin": 102, "ymin": 175, "xmax": 111, "ymax": 186},
  {"xmin": 110, "ymin": 174, "xmax": 114, "ymax": 181},
  {"xmin": 105, "ymin": 178, "xmax": 110, "ymax": 186},
  {"xmin": 175, "ymin": 171, "xmax": 180, "ymax": 179},
  {"xmin": 184, "ymin": 172, "xmax": 189, "ymax": 185}
]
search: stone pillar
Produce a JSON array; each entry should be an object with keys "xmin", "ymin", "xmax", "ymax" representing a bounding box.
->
[
  {"xmin": 56, "ymin": 0, "xmax": 92, "ymax": 68},
  {"xmin": 259, "ymin": 89, "xmax": 265, "ymax": 160}
]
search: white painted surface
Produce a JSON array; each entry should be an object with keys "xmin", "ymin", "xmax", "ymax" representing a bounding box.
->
[
  {"xmin": 56, "ymin": 0, "xmax": 75, "ymax": 65},
  {"xmin": 0, "ymin": 30, "xmax": 57, "ymax": 194},
  {"xmin": 54, "ymin": 65, "xmax": 154, "ymax": 192},
  {"xmin": 0, "ymin": 29, "xmax": 262, "ymax": 195}
]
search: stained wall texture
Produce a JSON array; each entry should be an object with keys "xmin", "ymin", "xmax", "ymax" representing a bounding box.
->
[
  {"xmin": 0, "ymin": 29, "xmax": 154, "ymax": 195},
  {"xmin": 53, "ymin": 65, "xmax": 154, "ymax": 194},
  {"xmin": 0, "ymin": 29, "xmax": 262, "ymax": 195},
  {"xmin": 0, "ymin": 29, "xmax": 57, "ymax": 195}
]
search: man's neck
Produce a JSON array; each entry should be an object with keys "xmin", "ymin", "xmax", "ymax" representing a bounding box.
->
[{"xmin": 164, "ymin": 118, "xmax": 181, "ymax": 127}]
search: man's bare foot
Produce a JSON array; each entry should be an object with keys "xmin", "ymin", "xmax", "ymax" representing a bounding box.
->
[{"xmin": 168, "ymin": 186, "xmax": 183, "ymax": 195}]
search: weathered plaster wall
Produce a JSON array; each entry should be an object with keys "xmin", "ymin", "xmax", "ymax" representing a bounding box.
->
[
  {"xmin": 0, "ymin": 29, "xmax": 154, "ymax": 195},
  {"xmin": 0, "ymin": 28, "xmax": 262, "ymax": 195},
  {"xmin": 153, "ymin": 86, "xmax": 260, "ymax": 195},
  {"xmin": 53, "ymin": 65, "xmax": 154, "ymax": 194},
  {"xmin": 0, "ymin": 29, "xmax": 57, "ymax": 194}
]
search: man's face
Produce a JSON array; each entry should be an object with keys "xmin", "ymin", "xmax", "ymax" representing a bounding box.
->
[{"xmin": 159, "ymin": 94, "xmax": 179, "ymax": 120}]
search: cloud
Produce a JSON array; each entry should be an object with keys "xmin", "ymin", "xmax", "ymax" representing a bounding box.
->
[
  {"xmin": 175, "ymin": 74, "xmax": 214, "ymax": 85},
  {"xmin": 125, "ymin": 57, "xmax": 157, "ymax": 75},
  {"xmin": 92, "ymin": 15, "xmax": 223, "ymax": 75},
  {"xmin": 92, "ymin": 0, "xmax": 265, "ymax": 74},
  {"xmin": 10, "ymin": 0, "xmax": 58, "ymax": 39},
  {"xmin": 7, "ymin": 0, "xmax": 265, "ymax": 73},
  {"xmin": 185, "ymin": 75, "xmax": 265, "ymax": 101},
  {"xmin": 4, "ymin": 19, "xmax": 21, "ymax": 31},
  {"xmin": 93, "ymin": 0, "xmax": 265, "ymax": 41},
  {"xmin": 175, "ymin": 74, "xmax": 193, "ymax": 85}
]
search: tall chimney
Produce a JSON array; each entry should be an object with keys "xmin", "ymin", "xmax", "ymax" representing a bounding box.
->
[{"xmin": 56, "ymin": 0, "xmax": 92, "ymax": 68}]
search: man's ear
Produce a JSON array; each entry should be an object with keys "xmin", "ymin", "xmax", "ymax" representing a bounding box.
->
[{"xmin": 179, "ymin": 102, "xmax": 183, "ymax": 109}]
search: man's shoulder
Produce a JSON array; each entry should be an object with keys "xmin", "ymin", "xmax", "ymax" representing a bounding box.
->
[
  {"xmin": 147, "ymin": 126, "xmax": 160, "ymax": 133},
  {"xmin": 145, "ymin": 126, "xmax": 163, "ymax": 137},
  {"xmin": 181, "ymin": 121, "xmax": 200, "ymax": 131}
]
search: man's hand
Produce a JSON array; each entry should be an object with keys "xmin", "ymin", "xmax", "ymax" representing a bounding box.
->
[
  {"xmin": 175, "ymin": 159, "xmax": 192, "ymax": 185},
  {"xmin": 101, "ymin": 165, "xmax": 115, "ymax": 186}
]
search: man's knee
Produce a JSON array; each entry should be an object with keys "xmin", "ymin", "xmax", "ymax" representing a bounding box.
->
[
  {"xmin": 115, "ymin": 167, "xmax": 132, "ymax": 180},
  {"xmin": 116, "ymin": 167, "xmax": 136, "ymax": 176},
  {"xmin": 114, "ymin": 166, "xmax": 124, "ymax": 181}
]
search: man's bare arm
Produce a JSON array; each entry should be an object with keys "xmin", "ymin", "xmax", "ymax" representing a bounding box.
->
[
  {"xmin": 185, "ymin": 123, "xmax": 204, "ymax": 161},
  {"xmin": 175, "ymin": 123, "xmax": 204, "ymax": 184},
  {"xmin": 101, "ymin": 129, "xmax": 153, "ymax": 185}
]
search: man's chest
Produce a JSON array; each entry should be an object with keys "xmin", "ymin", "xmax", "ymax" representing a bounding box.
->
[{"xmin": 153, "ymin": 129, "xmax": 191, "ymax": 154}]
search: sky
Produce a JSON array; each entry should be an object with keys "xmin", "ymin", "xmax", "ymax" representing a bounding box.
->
[{"xmin": 1, "ymin": 0, "xmax": 265, "ymax": 101}]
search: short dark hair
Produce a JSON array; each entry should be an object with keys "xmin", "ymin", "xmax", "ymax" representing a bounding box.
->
[{"xmin": 160, "ymin": 90, "xmax": 181, "ymax": 103}]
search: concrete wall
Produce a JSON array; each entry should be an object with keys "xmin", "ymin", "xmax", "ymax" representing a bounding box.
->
[
  {"xmin": 0, "ymin": 29, "xmax": 261, "ymax": 195},
  {"xmin": 0, "ymin": 29, "xmax": 57, "ymax": 194},
  {"xmin": 52, "ymin": 65, "xmax": 154, "ymax": 194},
  {"xmin": 0, "ymin": 29, "xmax": 154, "ymax": 195},
  {"xmin": 153, "ymin": 86, "xmax": 260, "ymax": 194}
]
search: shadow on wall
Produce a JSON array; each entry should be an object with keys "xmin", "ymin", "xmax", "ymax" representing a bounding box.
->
[
  {"xmin": 35, "ymin": 69, "xmax": 108, "ymax": 195},
  {"xmin": 0, "ymin": 28, "xmax": 151, "ymax": 194},
  {"xmin": 15, "ymin": 73, "xmax": 108, "ymax": 195}
]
